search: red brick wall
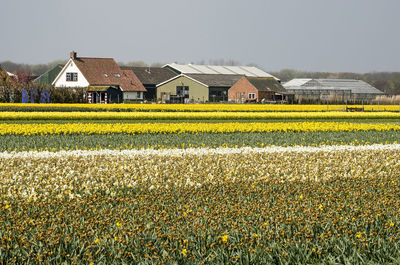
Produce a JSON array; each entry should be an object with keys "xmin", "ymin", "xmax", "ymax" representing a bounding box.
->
[{"xmin": 228, "ymin": 77, "xmax": 258, "ymax": 102}]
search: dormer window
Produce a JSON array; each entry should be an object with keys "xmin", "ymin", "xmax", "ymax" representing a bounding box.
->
[
  {"xmin": 66, "ymin": 72, "xmax": 78, "ymax": 81},
  {"xmin": 114, "ymin": 73, "xmax": 120, "ymax": 78},
  {"xmin": 104, "ymin": 73, "xmax": 109, "ymax": 77}
]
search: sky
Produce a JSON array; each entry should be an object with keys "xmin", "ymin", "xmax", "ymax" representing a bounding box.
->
[{"xmin": 1, "ymin": 0, "xmax": 400, "ymax": 73}]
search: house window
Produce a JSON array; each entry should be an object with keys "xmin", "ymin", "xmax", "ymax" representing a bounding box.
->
[
  {"xmin": 248, "ymin": 93, "xmax": 256, "ymax": 99},
  {"xmin": 137, "ymin": 92, "xmax": 142, "ymax": 99},
  {"xmin": 66, "ymin": 72, "xmax": 78, "ymax": 81},
  {"xmin": 114, "ymin": 73, "xmax": 121, "ymax": 78},
  {"xmin": 177, "ymin": 86, "xmax": 189, "ymax": 98}
]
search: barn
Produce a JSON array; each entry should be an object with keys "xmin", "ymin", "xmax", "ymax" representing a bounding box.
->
[{"xmin": 229, "ymin": 76, "xmax": 291, "ymax": 103}]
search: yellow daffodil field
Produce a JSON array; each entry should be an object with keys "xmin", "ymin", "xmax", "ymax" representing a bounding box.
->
[
  {"xmin": 0, "ymin": 103, "xmax": 399, "ymax": 112},
  {"xmin": 1, "ymin": 103, "xmax": 400, "ymax": 264},
  {"xmin": 2, "ymin": 111, "xmax": 400, "ymax": 121},
  {"xmin": 1, "ymin": 121, "xmax": 400, "ymax": 136}
]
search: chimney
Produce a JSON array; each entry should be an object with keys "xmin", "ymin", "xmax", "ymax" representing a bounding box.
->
[{"xmin": 70, "ymin": 51, "xmax": 77, "ymax": 59}]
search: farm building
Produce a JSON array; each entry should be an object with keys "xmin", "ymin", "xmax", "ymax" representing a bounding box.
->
[
  {"xmin": 33, "ymin": 64, "xmax": 64, "ymax": 85},
  {"xmin": 52, "ymin": 51, "xmax": 146, "ymax": 103},
  {"xmin": 121, "ymin": 66, "xmax": 177, "ymax": 101},
  {"xmin": 156, "ymin": 74, "xmax": 244, "ymax": 103},
  {"xmin": 283, "ymin": 79, "xmax": 384, "ymax": 103},
  {"xmin": 185, "ymin": 74, "xmax": 243, "ymax": 102},
  {"xmin": 156, "ymin": 74, "xmax": 209, "ymax": 103},
  {"xmin": 228, "ymin": 76, "xmax": 292, "ymax": 103},
  {"xmin": 158, "ymin": 63, "xmax": 279, "ymax": 103}
]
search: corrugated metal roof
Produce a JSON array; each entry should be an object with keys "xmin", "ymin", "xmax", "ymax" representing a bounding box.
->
[
  {"xmin": 164, "ymin": 63, "xmax": 279, "ymax": 80},
  {"xmin": 284, "ymin": 78, "xmax": 384, "ymax": 94},
  {"xmin": 208, "ymin": 65, "xmax": 237, "ymax": 75},
  {"xmin": 186, "ymin": 74, "xmax": 242, "ymax": 87},
  {"xmin": 283, "ymin": 79, "xmax": 312, "ymax": 87},
  {"xmin": 189, "ymin": 65, "xmax": 217, "ymax": 75}
]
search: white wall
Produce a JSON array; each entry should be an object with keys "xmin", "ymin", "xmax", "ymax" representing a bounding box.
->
[
  {"xmin": 123, "ymin": 92, "xmax": 143, "ymax": 100},
  {"xmin": 53, "ymin": 59, "xmax": 89, "ymax": 88}
]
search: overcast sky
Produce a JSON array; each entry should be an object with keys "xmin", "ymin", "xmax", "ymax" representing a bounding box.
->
[{"xmin": 1, "ymin": 0, "xmax": 400, "ymax": 73}]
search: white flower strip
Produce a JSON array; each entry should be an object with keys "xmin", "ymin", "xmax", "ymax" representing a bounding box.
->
[{"xmin": 1, "ymin": 144, "xmax": 400, "ymax": 159}]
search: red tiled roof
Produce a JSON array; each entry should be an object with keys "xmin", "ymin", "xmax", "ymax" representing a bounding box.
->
[
  {"xmin": 120, "ymin": 69, "xmax": 146, "ymax": 92},
  {"xmin": 73, "ymin": 57, "xmax": 146, "ymax": 92}
]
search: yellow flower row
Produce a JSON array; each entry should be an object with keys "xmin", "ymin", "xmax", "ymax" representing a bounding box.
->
[
  {"xmin": 0, "ymin": 103, "xmax": 399, "ymax": 112},
  {"xmin": 1, "ymin": 111, "xmax": 400, "ymax": 120},
  {"xmin": 1, "ymin": 122, "xmax": 400, "ymax": 135}
]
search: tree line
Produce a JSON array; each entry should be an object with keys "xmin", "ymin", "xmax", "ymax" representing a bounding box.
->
[{"xmin": 1, "ymin": 60, "xmax": 400, "ymax": 96}]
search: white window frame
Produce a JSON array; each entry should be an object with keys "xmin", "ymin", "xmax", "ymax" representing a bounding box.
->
[{"xmin": 248, "ymin": 93, "xmax": 256, "ymax": 99}]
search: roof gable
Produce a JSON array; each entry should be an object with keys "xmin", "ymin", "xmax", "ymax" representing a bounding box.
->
[
  {"xmin": 156, "ymin": 74, "xmax": 209, "ymax": 88},
  {"xmin": 52, "ymin": 58, "xmax": 89, "ymax": 87}
]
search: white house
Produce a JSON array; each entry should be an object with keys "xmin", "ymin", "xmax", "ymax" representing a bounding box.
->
[{"xmin": 52, "ymin": 51, "xmax": 146, "ymax": 103}]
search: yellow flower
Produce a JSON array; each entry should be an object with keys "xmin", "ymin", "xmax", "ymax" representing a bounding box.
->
[
  {"xmin": 4, "ymin": 204, "xmax": 10, "ymax": 210},
  {"xmin": 116, "ymin": 222, "xmax": 121, "ymax": 227},
  {"xmin": 221, "ymin": 234, "xmax": 229, "ymax": 243},
  {"xmin": 252, "ymin": 233, "xmax": 259, "ymax": 238},
  {"xmin": 182, "ymin": 248, "xmax": 187, "ymax": 257},
  {"xmin": 390, "ymin": 222, "xmax": 395, "ymax": 227},
  {"xmin": 356, "ymin": 232, "xmax": 362, "ymax": 239},
  {"xmin": 94, "ymin": 238, "xmax": 100, "ymax": 244},
  {"xmin": 300, "ymin": 195, "xmax": 303, "ymax": 199},
  {"xmin": 318, "ymin": 204, "xmax": 323, "ymax": 210}
]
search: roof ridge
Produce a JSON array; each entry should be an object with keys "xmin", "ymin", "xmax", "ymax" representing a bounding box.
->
[{"xmin": 75, "ymin": 57, "xmax": 114, "ymax": 60}]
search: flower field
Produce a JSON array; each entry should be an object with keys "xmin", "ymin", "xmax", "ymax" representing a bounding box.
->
[
  {"xmin": 1, "ymin": 104, "xmax": 400, "ymax": 264},
  {"xmin": 2, "ymin": 111, "xmax": 400, "ymax": 121},
  {"xmin": 1, "ymin": 121, "xmax": 400, "ymax": 136},
  {"xmin": 0, "ymin": 103, "xmax": 400, "ymax": 112},
  {"xmin": 1, "ymin": 145, "xmax": 400, "ymax": 264}
]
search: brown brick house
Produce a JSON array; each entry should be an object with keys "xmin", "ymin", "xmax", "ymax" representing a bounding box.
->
[{"xmin": 228, "ymin": 76, "xmax": 291, "ymax": 103}]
